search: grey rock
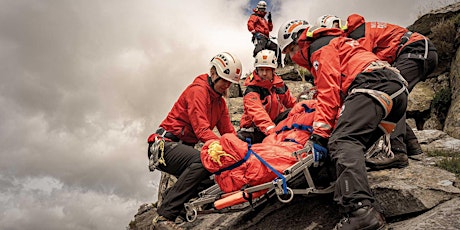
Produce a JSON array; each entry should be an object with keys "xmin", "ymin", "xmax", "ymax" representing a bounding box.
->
[
  {"xmin": 407, "ymin": 81, "xmax": 435, "ymax": 112},
  {"xmin": 390, "ymin": 197, "xmax": 460, "ymax": 230},
  {"xmin": 444, "ymin": 45, "xmax": 460, "ymax": 138}
]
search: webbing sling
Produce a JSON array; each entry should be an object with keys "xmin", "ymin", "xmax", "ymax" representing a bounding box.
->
[
  {"xmin": 249, "ymin": 147, "xmax": 288, "ymax": 194},
  {"xmin": 213, "ymin": 142, "xmax": 289, "ymax": 194},
  {"xmin": 214, "ymin": 149, "xmax": 252, "ymax": 175},
  {"xmin": 276, "ymin": 123, "xmax": 313, "ymax": 134},
  {"xmin": 276, "ymin": 103, "xmax": 315, "ymax": 134}
]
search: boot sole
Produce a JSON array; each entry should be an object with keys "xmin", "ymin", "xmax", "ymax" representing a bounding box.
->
[{"xmin": 366, "ymin": 161, "xmax": 409, "ymax": 171}]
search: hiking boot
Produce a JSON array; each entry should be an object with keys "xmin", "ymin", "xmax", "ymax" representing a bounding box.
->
[
  {"xmin": 406, "ymin": 139, "xmax": 423, "ymax": 156},
  {"xmin": 334, "ymin": 206, "xmax": 387, "ymax": 230},
  {"xmin": 152, "ymin": 216, "xmax": 184, "ymax": 230},
  {"xmin": 366, "ymin": 152, "xmax": 408, "ymax": 170}
]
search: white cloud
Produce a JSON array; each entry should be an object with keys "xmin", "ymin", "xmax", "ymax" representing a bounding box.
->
[
  {"xmin": 0, "ymin": 175, "xmax": 143, "ymax": 230},
  {"xmin": 0, "ymin": 0, "xmax": 455, "ymax": 229}
]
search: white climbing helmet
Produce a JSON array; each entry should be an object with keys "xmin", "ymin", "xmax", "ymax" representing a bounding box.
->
[
  {"xmin": 254, "ymin": 49, "xmax": 277, "ymax": 69},
  {"xmin": 316, "ymin": 14, "xmax": 345, "ymax": 29},
  {"xmin": 209, "ymin": 52, "xmax": 242, "ymax": 84},
  {"xmin": 277, "ymin": 19, "xmax": 310, "ymax": 52},
  {"xmin": 256, "ymin": 1, "xmax": 267, "ymax": 11}
]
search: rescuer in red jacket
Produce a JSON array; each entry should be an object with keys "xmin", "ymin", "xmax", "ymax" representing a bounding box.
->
[
  {"xmin": 247, "ymin": 1, "xmax": 281, "ymax": 67},
  {"xmin": 147, "ymin": 52, "xmax": 242, "ymax": 229},
  {"xmin": 238, "ymin": 49, "xmax": 296, "ymax": 144},
  {"xmin": 317, "ymin": 14, "xmax": 438, "ymax": 170},
  {"xmin": 279, "ymin": 23, "xmax": 408, "ymax": 229}
]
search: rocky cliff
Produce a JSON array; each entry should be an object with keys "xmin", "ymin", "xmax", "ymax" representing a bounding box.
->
[{"xmin": 129, "ymin": 3, "xmax": 460, "ymax": 229}]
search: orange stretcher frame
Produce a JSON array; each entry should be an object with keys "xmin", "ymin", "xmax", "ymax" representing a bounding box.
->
[{"xmin": 184, "ymin": 147, "xmax": 335, "ymax": 222}]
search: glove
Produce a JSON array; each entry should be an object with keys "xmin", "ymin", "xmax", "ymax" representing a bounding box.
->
[
  {"xmin": 237, "ymin": 132, "xmax": 247, "ymax": 142},
  {"xmin": 305, "ymin": 134, "xmax": 329, "ymax": 166},
  {"xmin": 267, "ymin": 12, "xmax": 272, "ymax": 22}
]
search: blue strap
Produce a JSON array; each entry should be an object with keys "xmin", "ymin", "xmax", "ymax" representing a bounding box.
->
[
  {"xmin": 213, "ymin": 142, "xmax": 289, "ymax": 194},
  {"xmin": 283, "ymin": 138, "xmax": 300, "ymax": 144},
  {"xmin": 214, "ymin": 149, "xmax": 252, "ymax": 175},
  {"xmin": 248, "ymin": 149, "xmax": 288, "ymax": 194},
  {"xmin": 276, "ymin": 123, "xmax": 313, "ymax": 134},
  {"xmin": 301, "ymin": 104, "xmax": 315, "ymax": 113}
]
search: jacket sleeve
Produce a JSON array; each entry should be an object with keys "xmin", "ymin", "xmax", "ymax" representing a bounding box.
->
[
  {"xmin": 186, "ymin": 86, "xmax": 220, "ymax": 142},
  {"xmin": 268, "ymin": 20, "xmax": 273, "ymax": 32},
  {"xmin": 247, "ymin": 15, "xmax": 257, "ymax": 32},
  {"xmin": 243, "ymin": 91, "xmax": 276, "ymax": 135},
  {"xmin": 309, "ymin": 48, "xmax": 342, "ymax": 139},
  {"xmin": 216, "ymin": 98, "xmax": 236, "ymax": 135}
]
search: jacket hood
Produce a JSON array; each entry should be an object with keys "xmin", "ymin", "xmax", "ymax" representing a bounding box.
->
[
  {"xmin": 345, "ymin": 13, "xmax": 365, "ymax": 33},
  {"xmin": 191, "ymin": 74, "xmax": 221, "ymax": 99}
]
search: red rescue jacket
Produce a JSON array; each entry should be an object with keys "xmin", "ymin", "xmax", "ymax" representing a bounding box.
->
[
  {"xmin": 294, "ymin": 33, "xmax": 379, "ymax": 138},
  {"xmin": 240, "ymin": 70, "xmax": 296, "ymax": 135},
  {"xmin": 247, "ymin": 9, "xmax": 273, "ymax": 37},
  {"xmin": 156, "ymin": 74, "xmax": 235, "ymax": 144},
  {"xmin": 345, "ymin": 13, "xmax": 426, "ymax": 64}
]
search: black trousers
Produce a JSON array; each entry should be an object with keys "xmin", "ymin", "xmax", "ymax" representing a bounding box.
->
[
  {"xmin": 328, "ymin": 69, "xmax": 408, "ymax": 213},
  {"xmin": 155, "ymin": 142, "xmax": 212, "ymax": 220},
  {"xmin": 390, "ymin": 39, "xmax": 438, "ymax": 153}
]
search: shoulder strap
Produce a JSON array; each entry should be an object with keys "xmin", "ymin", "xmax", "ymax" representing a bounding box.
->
[
  {"xmin": 308, "ymin": 35, "xmax": 338, "ymax": 65},
  {"xmin": 244, "ymin": 85, "xmax": 270, "ymax": 100},
  {"xmin": 348, "ymin": 24, "xmax": 365, "ymax": 40}
]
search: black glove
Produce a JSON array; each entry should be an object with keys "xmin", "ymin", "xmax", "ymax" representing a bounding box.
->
[
  {"xmin": 310, "ymin": 134, "xmax": 328, "ymax": 147},
  {"xmin": 305, "ymin": 134, "xmax": 329, "ymax": 165},
  {"xmin": 267, "ymin": 12, "xmax": 272, "ymax": 22}
]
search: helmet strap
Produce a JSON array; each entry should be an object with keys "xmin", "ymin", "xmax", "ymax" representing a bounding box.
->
[{"xmin": 208, "ymin": 75, "xmax": 223, "ymax": 95}]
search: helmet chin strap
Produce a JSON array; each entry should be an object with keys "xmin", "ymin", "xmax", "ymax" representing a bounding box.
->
[{"xmin": 208, "ymin": 75, "xmax": 223, "ymax": 95}]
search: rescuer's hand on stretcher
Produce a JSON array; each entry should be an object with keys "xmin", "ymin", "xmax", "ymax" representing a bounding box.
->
[{"xmin": 305, "ymin": 134, "xmax": 328, "ymax": 166}]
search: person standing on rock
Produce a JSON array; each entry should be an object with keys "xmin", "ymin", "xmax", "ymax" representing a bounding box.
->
[
  {"xmin": 318, "ymin": 13, "xmax": 438, "ymax": 170},
  {"xmin": 146, "ymin": 52, "xmax": 242, "ymax": 229},
  {"xmin": 281, "ymin": 24, "xmax": 409, "ymax": 229},
  {"xmin": 247, "ymin": 1, "xmax": 282, "ymax": 67},
  {"xmin": 238, "ymin": 49, "xmax": 296, "ymax": 144}
]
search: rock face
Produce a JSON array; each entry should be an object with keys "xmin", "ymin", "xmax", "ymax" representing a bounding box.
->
[
  {"xmin": 128, "ymin": 3, "xmax": 460, "ymax": 230},
  {"xmin": 129, "ymin": 129, "xmax": 460, "ymax": 230},
  {"xmin": 444, "ymin": 46, "xmax": 460, "ymax": 138}
]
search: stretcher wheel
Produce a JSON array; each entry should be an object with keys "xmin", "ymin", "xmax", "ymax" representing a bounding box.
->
[
  {"xmin": 277, "ymin": 187, "xmax": 294, "ymax": 203},
  {"xmin": 185, "ymin": 205, "xmax": 197, "ymax": 222}
]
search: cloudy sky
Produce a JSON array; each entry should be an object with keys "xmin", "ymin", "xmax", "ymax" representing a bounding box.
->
[{"xmin": 0, "ymin": 0, "xmax": 457, "ymax": 229}]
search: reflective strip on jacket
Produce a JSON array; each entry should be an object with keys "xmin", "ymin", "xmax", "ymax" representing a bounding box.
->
[
  {"xmin": 158, "ymin": 74, "xmax": 235, "ymax": 144},
  {"xmin": 345, "ymin": 13, "xmax": 426, "ymax": 64},
  {"xmin": 240, "ymin": 71, "xmax": 296, "ymax": 135},
  {"xmin": 247, "ymin": 9, "xmax": 273, "ymax": 37}
]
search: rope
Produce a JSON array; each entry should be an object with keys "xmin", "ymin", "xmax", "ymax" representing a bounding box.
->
[
  {"xmin": 382, "ymin": 134, "xmax": 395, "ymax": 159},
  {"xmin": 207, "ymin": 141, "xmax": 237, "ymax": 166},
  {"xmin": 157, "ymin": 138, "xmax": 166, "ymax": 166},
  {"xmin": 214, "ymin": 149, "xmax": 252, "ymax": 175}
]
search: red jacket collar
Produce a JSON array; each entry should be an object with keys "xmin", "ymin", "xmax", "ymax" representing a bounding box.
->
[
  {"xmin": 192, "ymin": 74, "xmax": 222, "ymax": 99},
  {"xmin": 244, "ymin": 70, "xmax": 283, "ymax": 89}
]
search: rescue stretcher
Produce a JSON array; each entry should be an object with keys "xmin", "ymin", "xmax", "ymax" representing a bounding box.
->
[{"xmin": 184, "ymin": 146, "xmax": 335, "ymax": 222}]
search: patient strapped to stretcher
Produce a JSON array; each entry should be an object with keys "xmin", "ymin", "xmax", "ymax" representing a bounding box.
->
[{"xmin": 201, "ymin": 100, "xmax": 317, "ymax": 193}]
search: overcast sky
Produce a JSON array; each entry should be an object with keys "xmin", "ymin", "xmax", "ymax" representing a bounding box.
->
[{"xmin": 0, "ymin": 0, "xmax": 457, "ymax": 229}]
